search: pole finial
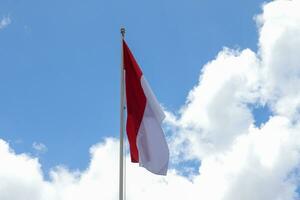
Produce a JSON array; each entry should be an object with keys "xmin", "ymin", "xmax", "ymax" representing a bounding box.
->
[{"xmin": 121, "ymin": 27, "xmax": 125, "ymax": 38}]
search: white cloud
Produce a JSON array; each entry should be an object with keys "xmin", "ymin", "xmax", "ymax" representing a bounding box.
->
[
  {"xmin": 1, "ymin": 0, "xmax": 300, "ymax": 199},
  {"xmin": 0, "ymin": 138, "xmax": 196, "ymax": 200},
  {"xmin": 0, "ymin": 16, "xmax": 11, "ymax": 30},
  {"xmin": 32, "ymin": 142, "xmax": 48, "ymax": 154}
]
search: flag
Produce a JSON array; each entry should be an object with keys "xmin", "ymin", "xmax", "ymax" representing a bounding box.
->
[{"xmin": 123, "ymin": 40, "xmax": 169, "ymax": 175}]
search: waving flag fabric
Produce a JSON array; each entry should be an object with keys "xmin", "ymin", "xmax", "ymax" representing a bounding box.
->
[{"xmin": 123, "ymin": 40, "xmax": 169, "ymax": 175}]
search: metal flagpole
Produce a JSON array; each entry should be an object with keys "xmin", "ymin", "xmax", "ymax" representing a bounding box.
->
[{"xmin": 119, "ymin": 27, "xmax": 126, "ymax": 200}]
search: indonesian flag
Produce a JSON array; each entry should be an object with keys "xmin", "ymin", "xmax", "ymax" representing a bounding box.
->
[{"xmin": 123, "ymin": 40, "xmax": 169, "ymax": 175}]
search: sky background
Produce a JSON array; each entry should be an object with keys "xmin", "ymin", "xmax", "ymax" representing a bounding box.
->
[
  {"xmin": 0, "ymin": 0, "xmax": 269, "ymax": 173},
  {"xmin": 2, "ymin": 0, "xmax": 300, "ymax": 199}
]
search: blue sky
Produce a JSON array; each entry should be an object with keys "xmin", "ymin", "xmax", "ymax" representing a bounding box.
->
[{"xmin": 0, "ymin": 0, "xmax": 269, "ymax": 173}]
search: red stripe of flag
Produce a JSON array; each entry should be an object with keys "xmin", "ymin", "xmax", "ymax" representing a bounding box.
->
[{"xmin": 123, "ymin": 40, "xmax": 146, "ymax": 163}]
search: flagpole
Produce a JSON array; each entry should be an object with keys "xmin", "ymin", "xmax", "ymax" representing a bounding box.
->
[{"xmin": 119, "ymin": 27, "xmax": 126, "ymax": 200}]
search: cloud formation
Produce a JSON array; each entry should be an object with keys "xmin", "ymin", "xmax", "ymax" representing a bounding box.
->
[
  {"xmin": 0, "ymin": 16, "xmax": 11, "ymax": 30},
  {"xmin": 32, "ymin": 142, "xmax": 48, "ymax": 154},
  {"xmin": 1, "ymin": 0, "xmax": 300, "ymax": 199}
]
